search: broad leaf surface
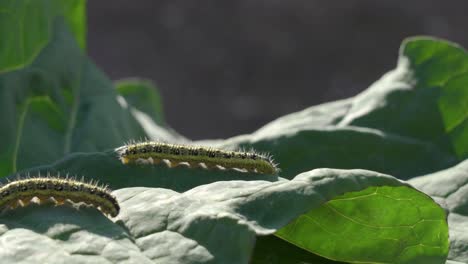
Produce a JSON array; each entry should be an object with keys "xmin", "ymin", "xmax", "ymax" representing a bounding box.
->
[
  {"xmin": 275, "ymin": 185, "xmax": 448, "ymax": 264},
  {"xmin": 0, "ymin": 169, "xmax": 447, "ymax": 263},
  {"xmin": 410, "ymin": 159, "xmax": 468, "ymax": 263}
]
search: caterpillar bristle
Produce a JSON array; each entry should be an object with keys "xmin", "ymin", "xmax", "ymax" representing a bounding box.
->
[
  {"xmin": 0, "ymin": 174, "xmax": 119, "ymax": 217},
  {"xmin": 116, "ymin": 140, "xmax": 280, "ymax": 175}
]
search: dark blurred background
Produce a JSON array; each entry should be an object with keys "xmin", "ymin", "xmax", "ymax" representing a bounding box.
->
[{"xmin": 87, "ymin": 1, "xmax": 468, "ymax": 140}]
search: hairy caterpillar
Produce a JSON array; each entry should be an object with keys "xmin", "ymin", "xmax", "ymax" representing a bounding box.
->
[
  {"xmin": 115, "ymin": 141, "xmax": 279, "ymax": 175},
  {"xmin": 0, "ymin": 176, "xmax": 119, "ymax": 217}
]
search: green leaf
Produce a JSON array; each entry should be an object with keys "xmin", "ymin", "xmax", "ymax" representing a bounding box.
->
[
  {"xmin": 0, "ymin": 8, "xmax": 462, "ymax": 263},
  {"xmin": 437, "ymin": 74, "xmax": 468, "ymax": 157},
  {"xmin": 0, "ymin": 169, "xmax": 447, "ymax": 264},
  {"xmin": 251, "ymin": 235, "xmax": 345, "ymax": 264},
  {"xmin": 0, "ymin": 0, "xmax": 86, "ymax": 73},
  {"xmin": 410, "ymin": 159, "xmax": 468, "ymax": 263},
  {"xmin": 339, "ymin": 37, "xmax": 468, "ymax": 158},
  {"xmin": 206, "ymin": 37, "xmax": 468, "ymax": 180},
  {"xmin": 275, "ymin": 185, "xmax": 448, "ymax": 264},
  {"xmin": 115, "ymin": 78, "xmax": 166, "ymax": 127},
  {"xmin": 0, "ymin": 20, "xmax": 182, "ymax": 177}
]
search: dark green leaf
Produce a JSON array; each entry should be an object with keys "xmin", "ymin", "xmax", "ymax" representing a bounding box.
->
[
  {"xmin": 251, "ymin": 235, "xmax": 345, "ymax": 264},
  {"xmin": 0, "ymin": 20, "xmax": 181, "ymax": 177},
  {"xmin": 0, "ymin": 0, "xmax": 86, "ymax": 72}
]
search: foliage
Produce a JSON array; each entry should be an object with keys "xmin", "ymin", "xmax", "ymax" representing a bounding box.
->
[{"xmin": 1, "ymin": 1, "xmax": 467, "ymax": 263}]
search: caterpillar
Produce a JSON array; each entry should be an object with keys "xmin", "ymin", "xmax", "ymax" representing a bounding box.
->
[
  {"xmin": 0, "ymin": 176, "xmax": 119, "ymax": 217},
  {"xmin": 115, "ymin": 141, "xmax": 279, "ymax": 175}
]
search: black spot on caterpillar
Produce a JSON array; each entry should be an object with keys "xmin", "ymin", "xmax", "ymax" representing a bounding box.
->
[
  {"xmin": 115, "ymin": 141, "xmax": 280, "ymax": 175},
  {"xmin": 0, "ymin": 176, "xmax": 119, "ymax": 217}
]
